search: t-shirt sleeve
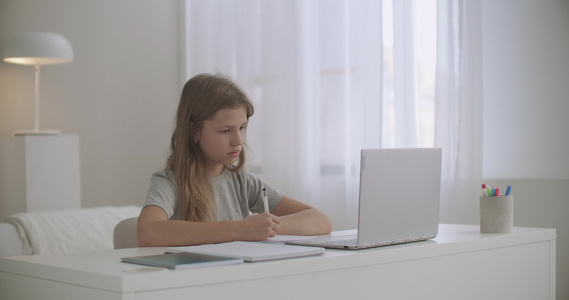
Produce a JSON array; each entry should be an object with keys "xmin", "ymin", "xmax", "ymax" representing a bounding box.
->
[
  {"xmin": 244, "ymin": 172, "xmax": 286, "ymax": 214},
  {"xmin": 144, "ymin": 171, "xmax": 178, "ymax": 219}
]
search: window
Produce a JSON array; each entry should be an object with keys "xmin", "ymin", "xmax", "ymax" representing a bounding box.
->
[{"xmin": 185, "ymin": 0, "xmax": 443, "ymax": 228}]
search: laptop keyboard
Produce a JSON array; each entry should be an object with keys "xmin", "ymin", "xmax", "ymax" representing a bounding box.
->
[{"xmin": 305, "ymin": 238, "xmax": 359, "ymax": 246}]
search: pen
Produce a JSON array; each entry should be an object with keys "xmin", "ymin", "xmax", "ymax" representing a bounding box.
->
[{"xmin": 262, "ymin": 188, "xmax": 269, "ymax": 213}]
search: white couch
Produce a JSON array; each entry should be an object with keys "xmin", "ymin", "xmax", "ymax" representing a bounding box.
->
[{"xmin": 0, "ymin": 206, "xmax": 141, "ymax": 257}]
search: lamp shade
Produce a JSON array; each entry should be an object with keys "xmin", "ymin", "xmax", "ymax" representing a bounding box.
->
[{"xmin": 3, "ymin": 32, "xmax": 73, "ymax": 65}]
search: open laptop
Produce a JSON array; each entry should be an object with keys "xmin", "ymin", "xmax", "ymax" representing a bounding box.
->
[{"xmin": 286, "ymin": 148, "xmax": 442, "ymax": 250}]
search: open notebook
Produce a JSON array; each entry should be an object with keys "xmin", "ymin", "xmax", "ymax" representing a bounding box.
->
[{"xmin": 167, "ymin": 241, "xmax": 324, "ymax": 262}]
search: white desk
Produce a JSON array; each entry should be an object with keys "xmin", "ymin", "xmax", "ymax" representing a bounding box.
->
[{"xmin": 0, "ymin": 224, "xmax": 556, "ymax": 300}]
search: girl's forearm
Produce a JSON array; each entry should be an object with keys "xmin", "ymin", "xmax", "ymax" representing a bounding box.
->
[
  {"xmin": 137, "ymin": 219, "xmax": 240, "ymax": 247},
  {"xmin": 137, "ymin": 212, "xmax": 282, "ymax": 247},
  {"xmin": 277, "ymin": 208, "xmax": 333, "ymax": 236}
]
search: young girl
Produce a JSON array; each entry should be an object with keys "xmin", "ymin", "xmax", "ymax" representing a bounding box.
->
[{"xmin": 137, "ymin": 73, "xmax": 332, "ymax": 247}]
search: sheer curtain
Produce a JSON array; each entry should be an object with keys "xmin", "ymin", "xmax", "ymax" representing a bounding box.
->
[
  {"xmin": 184, "ymin": 0, "xmax": 482, "ymax": 229},
  {"xmin": 435, "ymin": 0, "xmax": 483, "ymax": 224}
]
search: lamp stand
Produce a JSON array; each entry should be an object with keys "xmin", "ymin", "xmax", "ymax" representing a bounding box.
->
[{"xmin": 13, "ymin": 64, "xmax": 60, "ymax": 136}]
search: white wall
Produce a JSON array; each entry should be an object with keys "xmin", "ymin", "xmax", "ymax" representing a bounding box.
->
[
  {"xmin": 482, "ymin": 0, "xmax": 569, "ymax": 179},
  {"xmin": 481, "ymin": 1, "xmax": 569, "ymax": 299},
  {"xmin": 0, "ymin": 0, "xmax": 181, "ymax": 208}
]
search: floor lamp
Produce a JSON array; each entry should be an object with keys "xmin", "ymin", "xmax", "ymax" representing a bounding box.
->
[{"xmin": 2, "ymin": 32, "xmax": 74, "ymax": 136}]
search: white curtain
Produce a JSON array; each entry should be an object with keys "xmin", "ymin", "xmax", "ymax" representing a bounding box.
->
[
  {"xmin": 184, "ymin": 0, "xmax": 482, "ymax": 229},
  {"xmin": 435, "ymin": 0, "xmax": 483, "ymax": 224}
]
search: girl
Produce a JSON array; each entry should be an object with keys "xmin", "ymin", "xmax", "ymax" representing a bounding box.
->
[{"xmin": 137, "ymin": 73, "xmax": 332, "ymax": 247}]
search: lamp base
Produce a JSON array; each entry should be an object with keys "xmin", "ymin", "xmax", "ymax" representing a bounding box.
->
[{"xmin": 14, "ymin": 130, "xmax": 60, "ymax": 136}]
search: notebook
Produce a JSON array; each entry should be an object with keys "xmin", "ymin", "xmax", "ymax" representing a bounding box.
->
[
  {"xmin": 122, "ymin": 252, "xmax": 243, "ymax": 270},
  {"xmin": 287, "ymin": 148, "xmax": 442, "ymax": 250},
  {"xmin": 166, "ymin": 241, "xmax": 325, "ymax": 262}
]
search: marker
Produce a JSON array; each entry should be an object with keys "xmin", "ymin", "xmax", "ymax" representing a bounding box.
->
[
  {"xmin": 505, "ymin": 185, "xmax": 512, "ymax": 196},
  {"xmin": 494, "ymin": 187, "xmax": 500, "ymax": 196},
  {"xmin": 262, "ymin": 188, "xmax": 269, "ymax": 213},
  {"xmin": 481, "ymin": 184, "xmax": 488, "ymax": 196},
  {"xmin": 490, "ymin": 187, "xmax": 495, "ymax": 196}
]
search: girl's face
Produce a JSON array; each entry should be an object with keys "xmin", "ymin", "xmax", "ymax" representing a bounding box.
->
[{"xmin": 195, "ymin": 105, "xmax": 248, "ymax": 177}]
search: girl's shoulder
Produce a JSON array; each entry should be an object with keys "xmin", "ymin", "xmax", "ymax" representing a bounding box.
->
[
  {"xmin": 150, "ymin": 169, "xmax": 178, "ymax": 190},
  {"xmin": 152, "ymin": 169, "xmax": 176, "ymax": 180}
]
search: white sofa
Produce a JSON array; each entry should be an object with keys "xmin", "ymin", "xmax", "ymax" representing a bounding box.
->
[{"xmin": 0, "ymin": 206, "xmax": 141, "ymax": 257}]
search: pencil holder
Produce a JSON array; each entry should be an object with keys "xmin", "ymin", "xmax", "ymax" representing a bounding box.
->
[{"xmin": 480, "ymin": 195, "xmax": 513, "ymax": 233}]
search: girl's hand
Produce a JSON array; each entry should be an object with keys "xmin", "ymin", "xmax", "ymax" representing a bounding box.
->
[{"xmin": 237, "ymin": 213, "xmax": 281, "ymax": 241}]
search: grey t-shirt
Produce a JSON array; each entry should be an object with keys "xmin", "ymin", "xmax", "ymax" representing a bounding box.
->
[{"xmin": 144, "ymin": 168, "xmax": 285, "ymax": 221}]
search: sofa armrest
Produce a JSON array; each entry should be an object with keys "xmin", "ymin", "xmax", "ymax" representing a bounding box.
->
[
  {"xmin": 3, "ymin": 206, "xmax": 142, "ymax": 255},
  {"xmin": 0, "ymin": 223, "xmax": 23, "ymax": 257}
]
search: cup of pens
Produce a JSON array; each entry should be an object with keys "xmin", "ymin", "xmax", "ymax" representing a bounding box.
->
[{"xmin": 480, "ymin": 185, "xmax": 513, "ymax": 233}]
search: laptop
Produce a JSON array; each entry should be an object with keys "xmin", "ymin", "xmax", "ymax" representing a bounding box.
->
[{"xmin": 286, "ymin": 148, "xmax": 442, "ymax": 250}]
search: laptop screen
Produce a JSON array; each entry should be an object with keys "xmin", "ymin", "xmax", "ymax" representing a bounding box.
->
[{"xmin": 357, "ymin": 148, "xmax": 442, "ymax": 244}]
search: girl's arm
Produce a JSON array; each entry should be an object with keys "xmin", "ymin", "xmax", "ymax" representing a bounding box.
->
[
  {"xmin": 270, "ymin": 196, "xmax": 333, "ymax": 236},
  {"xmin": 137, "ymin": 205, "xmax": 281, "ymax": 247}
]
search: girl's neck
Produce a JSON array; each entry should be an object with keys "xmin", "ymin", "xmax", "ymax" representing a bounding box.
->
[{"xmin": 206, "ymin": 165, "xmax": 225, "ymax": 177}]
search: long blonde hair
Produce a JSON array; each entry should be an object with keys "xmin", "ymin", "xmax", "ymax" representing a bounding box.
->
[{"xmin": 167, "ymin": 73, "xmax": 254, "ymax": 222}]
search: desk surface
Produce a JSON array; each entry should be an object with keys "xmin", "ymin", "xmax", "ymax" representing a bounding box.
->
[{"xmin": 0, "ymin": 224, "xmax": 557, "ymax": 298}]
